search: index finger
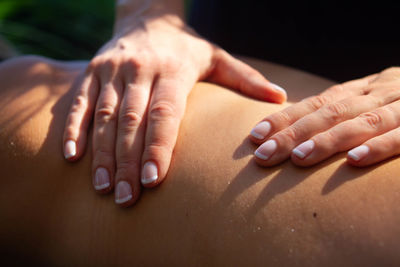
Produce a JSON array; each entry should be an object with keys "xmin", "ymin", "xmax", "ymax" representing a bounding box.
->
[
  {"xmin": 63, "ymin": 70, "xmax": 99, "ymax": 160},
  {"xmin": 249, "ymin": 74, "xmax": 378, "ymax": 144}
]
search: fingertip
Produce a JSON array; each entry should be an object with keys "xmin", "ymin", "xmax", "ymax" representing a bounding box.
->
[
  {"xmin": 93, "ymin": 167, "xmax": 113, "ymax": 194},
  {"xmin": 249, "ymin": 121, "xmax": 272, "ymax": 144},
  {"xmin": 269, "ymin": 83, "xmax": 287, "ymax": 102},
  {"xmin": 64, "ymin": 140, "xmax": 77, "ymax": 161},
  {"xmin": 141, "ymin": 161, "xmax": 160, "ymax": 188},
  {"xmin": 115, "ymin": 180, "xmax": 141, "ymax": 207}
]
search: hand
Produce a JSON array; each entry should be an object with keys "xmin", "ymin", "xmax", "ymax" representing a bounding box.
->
[
  {"xmin": 250, "ymin": 67, "xmax": 400, "ymax": 167},
  {"xmin": 63, "ymin": 15, "xmax": 286, "ymax": 207}
]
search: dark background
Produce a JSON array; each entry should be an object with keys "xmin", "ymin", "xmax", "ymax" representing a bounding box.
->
[{"xmin": 1, "ymin": 0, "xmax": 399, "ymax": 82}]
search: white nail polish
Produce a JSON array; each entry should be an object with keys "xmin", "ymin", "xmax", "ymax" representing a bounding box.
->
[
  {"xmin": 254, "ymin": 140, "xmax": 278, "ymax": 160},
  {"xmin": 141, "ymin": 161, "xmax": 158, "ymax": 185},
  {"xmin": 292, "ymin": 140, "xmax": 315, "ymax": 159},
  {"xmin": 94, "ymin": 167, "xmax": 110, "ymax": 190},
  {"xmin": 348, "ymin": 145, "xmax": 370, "ymax": 161},
  {"xmin": 115, "ymin": 181, "xmax": 133, "ymax": 204},
  {"xmin": 250, "ymin": 121, "xmax": 272, "ymax": 140},
  {"xmin": 270, "ymin": 83, "xmax": 287, "ymax": 96},
  {"xmin": 64, "ymin": 140, "xmax": 76, "ymax": 159}
]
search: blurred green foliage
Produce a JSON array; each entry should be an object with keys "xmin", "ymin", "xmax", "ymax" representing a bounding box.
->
[
  {"xmin": 0, "ymin": 0, "xmax": 192, "ymax": 60},
  {"xmin": 0, "ymin": 0, "xmax": 114, "ymax": 60}
]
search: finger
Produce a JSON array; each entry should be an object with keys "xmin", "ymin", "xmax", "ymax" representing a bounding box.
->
[
  {"xmin": 346, "ymin": 127, "xmax": 400, "ymax": 166},
  {"xmin": 63, "ymin": 71, "xmax": 99, "ymax": 160},
  {"xmin": 114, "ymin": 73, "xmax": 152, "ymax": 207},
  {"xmin": 141, "ymin": 74, "xmax": 193, "ymax": 188},
  {"xmin": 92, "ymin": 66, "xmax": 122, "ymax": 194},
  {"xmin": 290, "ymin": 100, "xmax": 400, "ymax": 166},
  {"xmin": 249, "ymin": 74, "xmax": 378, "ymax": 144},
  {"xmin": 208, "ymin": 49, "xmax": 287, "ymax": 103},
  {"xmin": 253, "ymin": 94, "xmax": 382, "ymax": 166}
]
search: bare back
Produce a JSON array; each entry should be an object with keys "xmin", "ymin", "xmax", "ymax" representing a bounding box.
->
[{"xmin": 0, "ymin": 56, "xmax": 399, "ymax": 266}]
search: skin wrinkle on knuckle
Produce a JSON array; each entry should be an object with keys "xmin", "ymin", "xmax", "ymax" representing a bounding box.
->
[
  {"xmin": 120, "ymin": 109, "xmax": 142, "ymax": 133},
  {"xmin": 307, "ymin": 94, "xmax": 330, "ymax": 110},
  {"xmin": 358, "ymin": 111, "xmax": 384, "ymax": 129},
  {"xmin": 95, "ymin": 104, "xmax": 117, "ymax": 125},
  {"xmin": 71, "ymin": 95, "xmax": 87, "ymax": 113},
  {"xmin": 149, "ymin": 101, "xmax": 178, "ymax": 122},
  {"xmin": 322, "ymin": 101, "xmax": 349, "ymax": 123},
  {"xmin": 274, "ymin": 109, "xmax": 292, "ymax": 125},
  {"xmin": 277, "ymin": 126, "xmax": 300, "ymax": 144}
]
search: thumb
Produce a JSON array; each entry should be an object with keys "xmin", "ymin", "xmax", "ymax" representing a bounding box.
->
[{"xmin": 207, "ymin": 49, "xmax": 287, "ymax": 103}]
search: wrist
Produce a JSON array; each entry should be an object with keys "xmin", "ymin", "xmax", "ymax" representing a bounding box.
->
[{"xmin": 114, "ymin": 0, "xmax": 185, "ymax": 35}]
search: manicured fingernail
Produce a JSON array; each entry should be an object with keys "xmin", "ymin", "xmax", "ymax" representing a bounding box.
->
[
  {"xmin": 348, "ymin": 145, "xmax": 369, "ymax": 161},
  {"xmin": 115, "ymin": 181, "xmax": 132, "ymax": 204},
  {"xmin": 270, "ymin": 82, "xmax": 287, "ymax": 96},
  {"xmin": 94, "ymin": 167, "xmax": 110, "ymax": 190},
  {"xmin": 292, "ymin": 140, "xmax": 315, "ymax": 159},
  {"xmin": 141, "ymin": 161, "xmax": 158, "ymax": 185},
  {"xmin": 254, "ymin": 140, "xmax": 277, "ymax": 160},
  {"xmin": 250, "ymin": 121, "xmax": 272, "ymax": 140},
  {"xmin": 64, "ymin": 140, "xmax": 76, "ymax": 159}
]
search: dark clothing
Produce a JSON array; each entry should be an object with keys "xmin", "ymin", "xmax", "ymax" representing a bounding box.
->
[{"xmin": 189, "ymin": 0, "xmax": 400, "ymax": 82}]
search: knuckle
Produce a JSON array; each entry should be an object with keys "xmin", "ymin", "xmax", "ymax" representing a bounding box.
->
[
  {"xmin": 322, "ymin": 102, "xmax": 348, "ymax": 123},
  {"xmin": 120, "ymin": 109, "xmax": 142, "ymax": 132},
  {"xmin": 71, "ymin": 95, "xmax": 87, "ymax": 113},
  {"xmin": 306, "ymin": 95, "xmax": 330, "ymax": 110},
  {"xmin": 88, "ymin": 57, "xmax": 102, "ymax": 71},
  {"xmin": 106, "ymin": 58, "xmax": 119, "ymax": 71},
  {"xmin": 95, "ymin": 104, "xmax": 117, "ymax": 124},
  {"xmin": 277, "ymin": 126, "xmax": 300, "ymax": 144},
  {"xmin": 273, "ymin": 110, "xmax": 292, "ymax": 125},
  {"xmin": 126, "ymin": 57, "xmax": 144, "ymax": 72},
  {"xmin": 149, "ymin": 101, "xmax": 177, "ymax": 122},
  {"xmin": 327, "ymin": 84, "xmax": 345, "ymax": 94},
  {"xmin": 358, "ymin": 111, "xmax": 384, "ymax": 129}
]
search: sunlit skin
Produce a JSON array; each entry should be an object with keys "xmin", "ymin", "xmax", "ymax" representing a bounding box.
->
[
  {"xmin": 250, "ymin": 67, "xmax": 400, "ymax": 167},
  {"xmin": 1, "ymin": 56, "xmax": 400, "ymax": 266},
  {"xmin": 63, "ymin": 0, "xmax": 400, "ymax": 209},
  {"xmin": 62, "ymin": 0, "xmax": 286, "ymax": 207}
]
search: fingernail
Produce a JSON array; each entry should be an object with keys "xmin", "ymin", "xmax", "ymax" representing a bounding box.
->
[
  {"xmin": 250, "ymin": 121, "xmax": 272, "ymax": 140},
  {"xmin": 348, "ymin": 145, "xmax": 369, "ymax": 161},
  {"xmin": 270, "ymin": 82, "xmax": 287, "ymax": 96},
  {"xmin": 94, "ymin": 167, "xmax": 110, "ymax": 190},
  {"xmin": 254, "ymin": 140, "xmax": 277, "ymax": 160},
  {"xmin": 115, "ymin": 181, "xmax": 133, "ymax": 204},
  {"xmin": 64, "ymin": 140, "xmax": 76, "ymax": 159},
  {"xmin": 292, "ymin": 140, "xmax": 315, "ymax": 159},
  {"xmin": 141, "ymin": 161, "xmax": 158, "ymax": 185}
]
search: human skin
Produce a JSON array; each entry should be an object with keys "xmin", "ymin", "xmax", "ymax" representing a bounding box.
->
[
  {"xmin": 250, "ymin": 67, "xmax": 400, "ymax": 168},
  {"xmin": 1, "ymin": 56, "xmax": 400, "ymax": 266},
  {"xmin": 62, "ymin": 0, "xmax": 286, "ymax": 207}
]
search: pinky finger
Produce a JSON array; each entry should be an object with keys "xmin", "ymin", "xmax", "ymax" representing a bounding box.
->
[
  {"xmin": 63, "ymin": 72, "xmax": 99, "ymax": 161},
  {"xmin": 347, "ymin": 127, "xmax": 400, "ymax": 166}
]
